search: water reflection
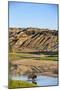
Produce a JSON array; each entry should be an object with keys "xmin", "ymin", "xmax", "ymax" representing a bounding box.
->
[{"xmin": 32, "ymin": 78, "xmax": 37, "ymax": 85}]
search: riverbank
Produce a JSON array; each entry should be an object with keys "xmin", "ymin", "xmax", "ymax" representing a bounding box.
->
[
  {"xmin": 9, "ymin": 80, "xmax": 37, "ymax": 89},
  {"xmin": 10, "ymin": 59, "xmax": 58, "ymax": 77}
]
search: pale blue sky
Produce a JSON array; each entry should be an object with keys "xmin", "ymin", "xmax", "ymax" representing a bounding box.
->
[{"xmin": 9, "ymin": 2, "xmax": 58, "ymax": 30}]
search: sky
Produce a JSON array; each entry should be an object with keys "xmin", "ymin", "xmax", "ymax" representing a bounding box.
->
[{"xmin": 9, "ymin": 2, "xmax": 58, "ymax": 30}]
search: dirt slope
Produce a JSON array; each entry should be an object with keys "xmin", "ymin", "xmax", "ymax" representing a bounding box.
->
[
  {"xmin": 9, "ymin": 28, "xmax": 58, "ymax": 52},
  {"xmin": 10, "ymin": 60, "xmax": 58, "ymax": 77}
]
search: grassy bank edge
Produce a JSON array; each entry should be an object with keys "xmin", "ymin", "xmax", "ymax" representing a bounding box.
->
[{"xmin": 8, "ymin": 80, "xmax": 37, "ymax": 89}]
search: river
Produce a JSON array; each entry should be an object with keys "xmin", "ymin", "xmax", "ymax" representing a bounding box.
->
[{"xmin": 11, "ymin": 75, "xmax": 58, "ymax": 86}]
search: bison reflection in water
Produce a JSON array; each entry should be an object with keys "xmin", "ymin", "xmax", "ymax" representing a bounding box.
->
[
  {"xmin": 28, "ymin": 72, "xmax": 37, "ymax": 85},
  {"xmin": 32, "ymin": 79, "xmax": 37, "ymax": 84}
]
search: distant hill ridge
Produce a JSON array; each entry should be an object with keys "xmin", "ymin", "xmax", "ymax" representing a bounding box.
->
[{"xmin": 9, "ymin": 28, "xmax": 58, "ymax": 52}]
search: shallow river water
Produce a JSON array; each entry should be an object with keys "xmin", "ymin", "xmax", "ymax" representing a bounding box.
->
[{"xmin": 11, "ymin": 75, "xmax": 58, "ymax": 86}]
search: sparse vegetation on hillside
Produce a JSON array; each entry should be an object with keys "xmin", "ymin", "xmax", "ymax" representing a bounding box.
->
[{"xmin": 9, "ymin": 28, "xmax": 58, "ymax": 52}]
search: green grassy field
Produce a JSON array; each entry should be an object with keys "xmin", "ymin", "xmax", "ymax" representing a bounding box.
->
[
  {"xmin": 8, "ymin": 80, "xmax": 37, "ymax": 89},
  {"xmin": 9, "ymin": 52, "xmax": 58, "ymax": 61},
  {"xmin": 34, "ymin": 55, "xmax": 58, "ymax": 61}
]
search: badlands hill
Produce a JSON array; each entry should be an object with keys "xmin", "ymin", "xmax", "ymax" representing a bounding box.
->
[{"xmin": 9, "ymin": 28, "xmax": 58, "ymax": 52}]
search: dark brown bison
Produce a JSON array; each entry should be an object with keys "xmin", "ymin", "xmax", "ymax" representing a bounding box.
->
[{"xmin": 28, "ymin": 72, "xmax": 37, "ymax": 79}]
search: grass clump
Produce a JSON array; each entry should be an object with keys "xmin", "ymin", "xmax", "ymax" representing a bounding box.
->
[{"xmin": 8, "ymin": 80, "xmax": 37, "ymax": 89}]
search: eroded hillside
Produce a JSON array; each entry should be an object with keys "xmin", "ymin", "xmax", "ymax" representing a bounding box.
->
[{"xmin": 9, "ymin": 28, "xmax": 58, "ymax": 52}]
